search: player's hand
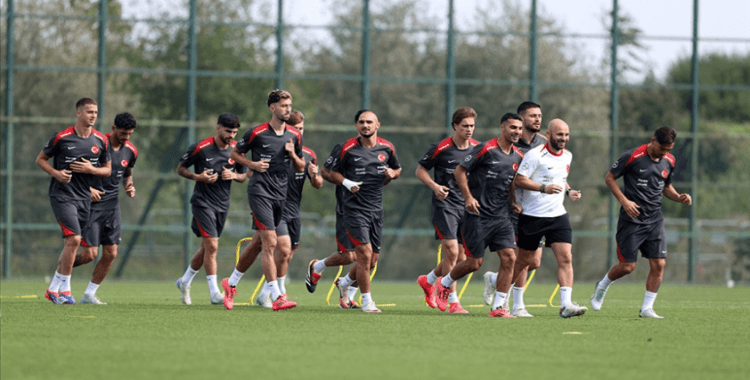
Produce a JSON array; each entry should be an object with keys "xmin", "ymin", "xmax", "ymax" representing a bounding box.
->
[
  {"xmin": 54, "ymin": 169, "xmax": 73, "ymax": 184},
  {"xmin": 70, "ymin": 158, "xmax": 94, "ymax": 174},
  {"xmin": 384, "ymin": 168, "xmax": 396, "ymax": 179},
  {"xmin": 125, "ymin": 182, "xmax": 136, "ymax": 197},
  {"xmin": 544, "ymin": 183, "xmax": 563, "ymax": 194},
  {"xmin": 90, "ymin": 187, "xmax": 104, "ymax": 202},
  {"xmin": 622, "ymin": 198, "xmax": 640, "ymax": 218},
  {"xmin": 342, "ymin": 178, "xmax": 362, "ymax": 193},
  {"xmin": 568, "ymin": 190, "xmax": 581, "ymax": 201},
  {"xmin": 196, "ymin": 169, "xmax": 218, "ymax": 183},
  {"xmin": 284, "ymin": 139, "xmax": 295, "ymax": 154},
  {"xmin": 678, "ymin": 193, "xmax": 692, "ymax": 206},
  {"xmin": 511, "ymin": 203, "xmax": 522, "ymax": 215},
  {"xmin": 465, "ymin": 197, "xmax": 480, "ymax": 214},
  {"xmin": 433, "ymin": 185, "xmax": 450, "ymax": 200},
  {"xmin": 251, "ymin": 160, "xmax": 270, "ymax": 173},
  {"xmin": 308, "ymin": 164, "xmax": 319, "ymax": 177},
  {"xmin": 221, "ymin": 166, "xmax": 235, "ymax": 181}
]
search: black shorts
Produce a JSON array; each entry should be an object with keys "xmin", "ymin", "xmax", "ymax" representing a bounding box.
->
[
  {"xmin": 432, "ymin": 206, "xmax": 464, "ymax": 244},
  {"xmin": 277, "ymin": 217, "xmax": 301, "ymax": 249},
  {"xmin": 460, "ymin": 214, "xmax": 515, "ymax": 259},
  {"xmin": 82, "ymin": 206, "xmax": 121, "ymax": 247},
  {"xmin": 616, "ymin": 218, "xmax": 667, "ymax": 262},
  {"xmin": 335, "ymin": 213, "xmax": 354, "ymax": 253},
  {"xmin": 249, "ymin": 196, "xmax": 285, "ymax": 231},
  {"xmin": 191, "ymin": 205, "xmax": 227, "ymax": 238},
  {"xmin": 517, "ymin": 213, "xmax": 573, "ymax": 251},
  {"xmin": 50, "ymin": 197, "xmax": 89, "ymax": 238},
  {"xmin": 345, "ymin": 209, "xmax": 384, "ymax": 254},
  {"xmin": 512, "ymin": 214, "xmax": 544, "ymax": 248}
]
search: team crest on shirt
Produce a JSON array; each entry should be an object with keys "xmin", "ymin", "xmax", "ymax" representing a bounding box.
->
[
  {"xmin": 513, "ymin": 163, "xmax": 519, "ymax": 172},
  {"xmin": 228, "ymin": 158, "xmax": 235, "ymax": 165},
  {"xmin": 121, "ymin": 159, "xmax": 128, "ymax": 167},
  {"xmin": 377, "ymin": 152, "xmax": 387, "ymax": 162},
  {"xmin": 566, "ymin": 165, "xmax": 570, "ymax": 173},
  {"xmin": 661, "ymin": 169, "xmax": 668, "ymax": 179},
  {"xmin": 91, "ymin": 145, "xmax": 99, "ymax": 154}
]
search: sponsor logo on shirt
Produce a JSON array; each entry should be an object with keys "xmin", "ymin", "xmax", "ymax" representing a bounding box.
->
[{"xmin": 354, "ymin": 157, "xmax": 363, "ymax": 161}]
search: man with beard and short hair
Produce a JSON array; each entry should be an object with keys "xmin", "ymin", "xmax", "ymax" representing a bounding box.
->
[
  {"xmin": 435, "ymin": 113, "xmax": 525, "ymax": 318},
  {"xmin": 511, "ymin": 119, "xmax": 586, "ymax": 318},
  {"xmin": 590, "ymin": 127, "xmax": 691, "ymax": 319},
  {"xmin": 175, "ymin": 113, "xmax": 247, "ymax": 305},
  {"xmin": 221, "ymin": 90, "xmax": 305, "ymax": 311}
]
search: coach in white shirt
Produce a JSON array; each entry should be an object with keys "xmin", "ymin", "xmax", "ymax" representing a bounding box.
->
[{"xmin": 512, "ymin": 119, "xmax": 587, "ymax": 318}]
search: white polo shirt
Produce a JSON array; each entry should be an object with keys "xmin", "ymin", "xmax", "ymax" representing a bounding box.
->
[{"xmin": 516, "ymin": 143, "xmax": 572, "ymax": 218}]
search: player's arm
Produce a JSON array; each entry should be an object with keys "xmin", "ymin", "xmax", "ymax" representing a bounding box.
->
[
  {"xmin": 605, "ymin": 171, "xmax": 639, "ymax": 218},
  {"xmin": 564, "ymin": 182, "xmax": 581, "ymax": 201},
  {"xmin": 70, "ymin": 158, "xmax": 111, "ymax": 177},
  {"xmin": 285, "ymin": 139, "xmax": 306, "ymax": 173},
  {"xmin": 416, "ymin": 165, "xmax": 449, "ymax": 200},
  {"xmin": 454, "ymin": 165, "xmax": 479, "ymax": 214},
  {"xmin": 177, "ymin": 164, "xmax": 217, "ymax": 183},
  {"xmin": 509, "ymin": 175, "xmax": 522, "ymax": 215},
  {"xmin": 230, "ymin": 147, "xmax": 269, "ymax": 173},
  {"xmin": 514, "ymin": 174, "xmax": 562, "ymax": 194},
  {"xmin": 662, "ymin": 183, "xmax": 692, "ymax": 206},
  {"xmin": 36, "ymin": 151, "xmax": 72, "ymax": 184},
  {"xmin": 122, "ymin": 167, "xmax": 136, "ymax": 197},
  {"xmin": 220, "ymin": 166, "xmax": 246, "ymax": 183},
  {"xmin": 308, "ymin": 163, "xmax": 324, "ymax": 189},
  {"xmin": 327, "ymin": 169, "xmax": 362, "ymax": 193}
]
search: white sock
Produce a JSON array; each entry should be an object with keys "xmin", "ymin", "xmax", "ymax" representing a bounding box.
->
[
  {"xmin": 313, "ymin": 260, "xmax": 327, "ymax": 273},
  {"xmin": 268, "ymin": 281, "xmax": 281, "ymax": 301},
  {"xmin": 348, "ymin": 286, "xmax": 358, "ymax": 301},
  {"xmin": 642, "ymin": 291, "xmax": 657, "ymax": 311},
  {"xmin": 448, "ymin": 292, "xmax": 459, "ymax": 303},
  {"xmin": 559, "ymin": 286, "xmax": 572, "ymax": 308},
  {"xmin": 362, "ymin": 292, "xmax": 373, "ymax": 306},
  {"xmin": 512, "ymin": 286, "xmax": 525, "ymax": 310},
  {"xmin": 426, "ymin": 270, "xmax": 439, "ymax": 285},
  {"xmin": 84, "ymin": 281, "xmax": 100, "ymax": 296},
  {"xmin": 492, "ymin": 291, "xmax": 508, "ymax": 310},
  {"xmin": 491, "ymin": 272, "xmax": 498, "ymax": 284},
  {"xmin": 181, "ymin": 266, "xmax": 199, "ymax": 285},
  {"xmin": 440, "ymin": 274, "xmax": 455, "ymax": 288},
  {"xmin": 339, "ymin": 274, "xmax": 354, "ymax": 289},
  {"xmin": 207, "ymin": 275, "xmax": 220, "ymax": 296},
  {"xmin": 228, "ymin": 269, "xmax": 244, "ymax": 287},
  {"xmin": 258, "ymin": 281, "xmax": 271, "ymax": 299},
  {"xmin": 600, "ymin": 274, "xmax": 614, "ymax": 289},
  {"xmin": 277, "ymin": 276, "xmax": 287, "ymax": 295},
  {"xmin": 59, "ymin": 274, "xmax": 72, "ymax": 292},
  {"xmin": 49, "ymin": 271, "xmax": 63, "ymax": 292}
]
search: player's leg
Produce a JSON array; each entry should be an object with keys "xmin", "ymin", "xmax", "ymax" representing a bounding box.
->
[
  {"xmin": 274, "ymin": 234, "xmax": 293, "ymax": 295},
  {"xmin": 353, "ymin": 243, "xmax": 379, "ymax": 312},
  {"xmin": 307, "ymin": 216, "xmax": 353, "ymax": 292},
  {"xmin": 201, "ymin": 236, "xmax": 223, "ymax": 304},
  {"xmin": 591, "ymin": 220, "xmax": 642, "ymax": 311},
  {"xmin": 550, "ymin": 241, "xmax": 587, "ymax": 318},
  {"xmin": 222, "ymin": 231, "xmax": 262, "ymax": 310},
  {"xmin": 639, "ymin": 220, "xmax": 667, "ymax": 318},
  {"xmin": 489, "ymin": 247, "xmax": 517, "ymax": 318},
  {"xmin": 47, "ymin": 199, "xmax": 88, "ymax": 305},
  {"xmin": 509, "ymin": 245, "xmax": 542, "ymax": 315},
  {"xmin": 81, "ymin": 244, "xmax": 114, "ymax": 305}
]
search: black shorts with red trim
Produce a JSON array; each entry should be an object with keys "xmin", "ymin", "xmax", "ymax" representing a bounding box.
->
[
  {"xmin": 517, "ymin": 213, "xmax": 572, "ymax": 251},
  {"xmin": 335, "ymin": 213, "xmax": 354, "ymax": 253},
  {"xmin": 616, "ymin": 218, "xmax": 666, "ymax": 262},
  {"xmin": 249, "ymin": 196, "xmax": 285, "ymax": 231},
  {"xmin": 460, "ymin": 214, "xmax": 515, "ymax": 259},
  {"xmin": 277, "ymin": 217, "xmax": 302, "ymax": 250},
  {"xmin": 344, "ymin": 209, "xmax": 384, "ymax": 254},
  {"xmin": 81, "ymin": 206, "xmax": 121, "ymax": 247},
  {"xmin": 191, "ymin": 205, "xmax": 227, "ymax": 238},
  {"xmin": 50, "ymin": 197, "xmax": 90, "ymax": 238},
  {"xmin": 512, "ymin": 213, "xmax": 544, "ymax": 248},
  {"xmin": 432, "ymin": 206, "xmax": 464, "ymax": 243}
]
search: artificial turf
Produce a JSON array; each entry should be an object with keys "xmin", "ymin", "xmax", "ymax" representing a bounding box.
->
[{"xmin": 1, "ymin": 280, "xmax": 748, "ymax": 380}]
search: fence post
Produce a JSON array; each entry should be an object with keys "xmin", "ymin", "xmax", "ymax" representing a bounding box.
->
[
  {"xmin": 361, "ymin": 0, "xmax": 371, "ymax": 109},
  {"xmin": 445, "ymin": 0, "xmax": 455, "ymax": 133},
  {"xmin": 688, "ymin": 0, "xmax": 700, "ymax": 282},
  {"xmin": 97, "ymin": 0, "xmax": 107, "ymax": 129},
  {"xmin": 275, "ymin": 0, "xmax": 284, "ymax": 89},
  {"xmin": 607, "ymin": 0, "xmax": 619, "ymax": 270},
  {"xmin": 184, "ymin": 0, "xmax": 198, "ymax": 268},
  {"xmin": 3, "ymin": 0, "xmax": 15, "ymax": 279},
  {"xmin": 529, "ymin": 0, "xmax": 538, "ymax": 102}
]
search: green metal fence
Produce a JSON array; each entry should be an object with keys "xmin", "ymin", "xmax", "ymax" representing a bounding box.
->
[{"xmin": 2, "ymin": 0, "xmax": 750, "ymax": 283}]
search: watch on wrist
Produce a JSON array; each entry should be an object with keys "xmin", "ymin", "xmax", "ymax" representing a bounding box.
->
[
  {"xmin": 566, "ymin": 188, "xmax": 571, "ymax": 196},
  {"xmin": 540, "ymin": 184, "xmax": 546, "ymax": 193}
]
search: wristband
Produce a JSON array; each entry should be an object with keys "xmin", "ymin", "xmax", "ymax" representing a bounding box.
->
[
  {"xmin": 566, "ymin": 188, "xmax": 571, "ymax": 196},
  {"xmin": 342, "ymin": 178, "xmax": 361, "ymax": 191},
  {"xmin": 539, "ymin": 184, "xmax": 546, "ymax": 193}
]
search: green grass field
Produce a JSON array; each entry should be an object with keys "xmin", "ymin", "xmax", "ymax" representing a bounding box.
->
[{"xmin": 1, "ymin": 280, "xmax": 748, "ymax": 380}]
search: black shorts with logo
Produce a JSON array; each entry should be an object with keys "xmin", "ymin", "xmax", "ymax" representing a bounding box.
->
[
  {"xmin": 50, "ymin": 197, "xmax": 90, "ymax": 238},
  {"xmin": 82, "ymin": 206, "xmax": 121, "ymax": 247},
  {"xmin": 517, "ymin": 213, "xmax": 572, "ymax": 251},
  {"xmin": 249, "ymin": 196, "xmax": 285, "ymax": 231},
  {"xmin": 345, "ymin": 209, "xmax": 384, "ymax": 254},
  {"xmin": 335, "ymin": 213, "xmax": 354, "ymax": 253},
  {"xmin": 461, "ymin": 214, "xmax": 515, "ymax": 259},
  {"xmin": 616, "ymin": 218, "xmax": 667, "ymax": 262},
  {"xmin": 191, "ymin": 205, "xmax": 227, "ymax": 238},
  {"xmin": 277, "ymin": 217, "xmax": 302, "ymax": 250},
  {"xmin": 512, "ymin": 214, "xmax": 544, "ymax": 248},
  {"xmin": 432, "ymin": 206, "xmax": 464, "ymax": 244}
]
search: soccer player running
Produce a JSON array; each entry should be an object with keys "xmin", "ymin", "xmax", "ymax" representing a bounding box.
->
[
  {"xmin": 73, "ymin": 113, "xmax": 139, "ymax": 304},
  {"xmin": 175, "ymin": 113, "xmax": 247, "ymax": 305},
  {"xmin": 325, "ymin": 110, "xmax": 401, "ymax": 313},
  {"xmin": 254, "ymin": 111, "xmax": 323, "ymax": 307},
  {"xmin": 36, "ymin": 97, "xmax": 111, "ymax": 305},
  {"xmin": 590, "ymin": 127, "xmax": 691, "ymax": 319},
  {"xmin": 483, "ymin": 101, "xmax": 548, "ymax": 317},
  {"xmin": 416, "ymin": 107, "xmax": 479, "ymax": 314},
  {"xmin": 511, "ymin": 118, "xmax": 587, "ymax": 318},
  {"xmin": 221, "ymin": 90, "xmax": 305, "ymax": 311},
  {"xmin": 436, "ymin": 113, "xmax": 524, "ymax": 318}
]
